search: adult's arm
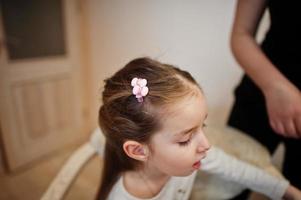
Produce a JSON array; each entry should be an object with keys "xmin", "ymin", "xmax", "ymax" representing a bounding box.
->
[{"xmin": 231, "ymin": 0, "xmax": 301, "ymax": 137}]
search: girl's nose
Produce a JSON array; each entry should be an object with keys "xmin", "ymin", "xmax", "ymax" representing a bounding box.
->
[{"xmin": 196, "ymin": 132, "xmax": 211, "ymax": 153}]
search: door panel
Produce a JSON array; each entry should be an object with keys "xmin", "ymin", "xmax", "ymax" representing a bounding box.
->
[{"xmin": 0, "ymin": 0, "xmax": 85, "ymax": 171}]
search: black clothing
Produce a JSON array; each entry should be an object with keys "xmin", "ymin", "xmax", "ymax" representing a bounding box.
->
[{"xmin": 228, "ymin": 1, "xmax": 301, "ymax": 198}]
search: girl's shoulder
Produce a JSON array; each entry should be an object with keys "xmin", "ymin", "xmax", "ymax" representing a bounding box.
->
[{"xmin": 108, "ymin": 172, "xmax": 197, "ymax": 200}]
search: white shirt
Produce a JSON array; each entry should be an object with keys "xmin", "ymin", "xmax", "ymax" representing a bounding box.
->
[
  {"xmin": 108, "ymin": 172, "xmax": 195, "ymax": 200},
  {"xmin": 90, "ymin": 129, "xmax": 289, "ymax": 200},
  {"xmin": 106, "ymin": 147, "xmax": 288, "ymax": 200}
]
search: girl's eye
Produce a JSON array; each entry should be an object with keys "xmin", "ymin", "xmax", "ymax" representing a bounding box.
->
[
  {"xmin": 177, "ymin": 123, "xmax": 207, "ymax": 147},
  {"xmin": 178, "ymin": 139, "xmax": 191, "ymax": 147}
]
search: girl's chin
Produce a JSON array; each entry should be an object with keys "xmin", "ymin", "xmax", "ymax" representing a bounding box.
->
[{"xmin": 169, "ymin": 169, "xmax": 196, "ymax": 177}]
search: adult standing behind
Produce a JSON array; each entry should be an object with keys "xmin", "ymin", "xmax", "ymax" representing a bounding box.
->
[{"xmin": 228, "ymin": 0, "xmax": 301, "ymax": 199}]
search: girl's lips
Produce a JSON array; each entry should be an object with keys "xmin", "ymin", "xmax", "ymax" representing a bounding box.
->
[{"xmin": 192, "ymin": 160, "xmax": 201, "ymax": 170}]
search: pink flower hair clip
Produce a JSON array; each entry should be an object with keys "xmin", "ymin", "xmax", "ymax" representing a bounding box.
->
[{"xmin": 131, "ymin": 77, "xmax": 149, "ymax": 103}]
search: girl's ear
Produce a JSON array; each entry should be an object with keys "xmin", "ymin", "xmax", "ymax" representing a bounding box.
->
[{"xmin": 123, "ymin": 140, "xmax": 149, "ymax": 162}]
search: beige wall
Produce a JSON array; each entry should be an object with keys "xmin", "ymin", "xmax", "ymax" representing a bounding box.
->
[{"xmin": 86, "ymin": 0, "xmax": 269, "ymax": 127}]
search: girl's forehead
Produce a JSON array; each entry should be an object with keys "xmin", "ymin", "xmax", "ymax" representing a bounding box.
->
[
  {"xmin": 155, "ymin": 93, "xmax": 207, "ymax": 137},
  {"xmin": 162, "ymin": 92, "xmax": 206, "ymax": 117}
]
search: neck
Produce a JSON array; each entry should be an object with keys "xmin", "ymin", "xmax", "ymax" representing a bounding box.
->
[{"xmin": 123, "ymin": 163, "xmax": 170, "ymax": 198}]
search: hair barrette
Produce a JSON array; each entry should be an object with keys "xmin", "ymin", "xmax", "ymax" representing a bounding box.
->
[{"xmin": 131, "ymin": 77, "xmax": 149, "ymax": 102}]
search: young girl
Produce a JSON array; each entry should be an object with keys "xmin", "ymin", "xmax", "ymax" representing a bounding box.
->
[{"xmin": 96, "ymin": 57, "xmax": 301, "ymax": 200}]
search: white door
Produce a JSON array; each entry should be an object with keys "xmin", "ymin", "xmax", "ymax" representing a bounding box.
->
[{"xmin": 0, "ymin": 0, "xmax": 86, "ymax": 171}]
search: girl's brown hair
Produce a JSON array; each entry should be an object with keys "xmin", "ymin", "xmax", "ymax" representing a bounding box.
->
[{"xmin": 96, "ymin": 57, "xmax": 201, "ymax": 199}]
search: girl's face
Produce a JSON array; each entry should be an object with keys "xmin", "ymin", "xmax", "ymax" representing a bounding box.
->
[{"xmin": 148, "ymin": 91, "xmax": 210, "ymax": 176}]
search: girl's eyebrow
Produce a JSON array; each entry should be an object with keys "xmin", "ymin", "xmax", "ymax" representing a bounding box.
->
[
  {"xmin": 174, "ymin": 113, "xmax": 208, "ymax": 138},
  {"xmin": 175, "ymin": 127, "xmax": 197, "ymax": 137}
]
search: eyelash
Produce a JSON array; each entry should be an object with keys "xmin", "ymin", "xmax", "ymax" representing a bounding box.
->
[
  {"xmin": 178, "ymin": 139, "xmax": 192, "ymax": 146},
  {"xmin": 178, "ymin": 123, "xmax": 207, "ymax": 147}
]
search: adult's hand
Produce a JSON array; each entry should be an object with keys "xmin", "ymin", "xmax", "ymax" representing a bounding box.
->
[{"xmin": 264, "ymin": 81, "xmax": 301, "ymax": 138}]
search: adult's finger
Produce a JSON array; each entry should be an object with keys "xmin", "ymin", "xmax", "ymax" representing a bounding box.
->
[
  {"xmin": 274, "ymin": 121, "xmax": 285, "ymax": 136},
  {"xmin": 283, "ymin": 119, "xmax": 298, "ymax": 138}
]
